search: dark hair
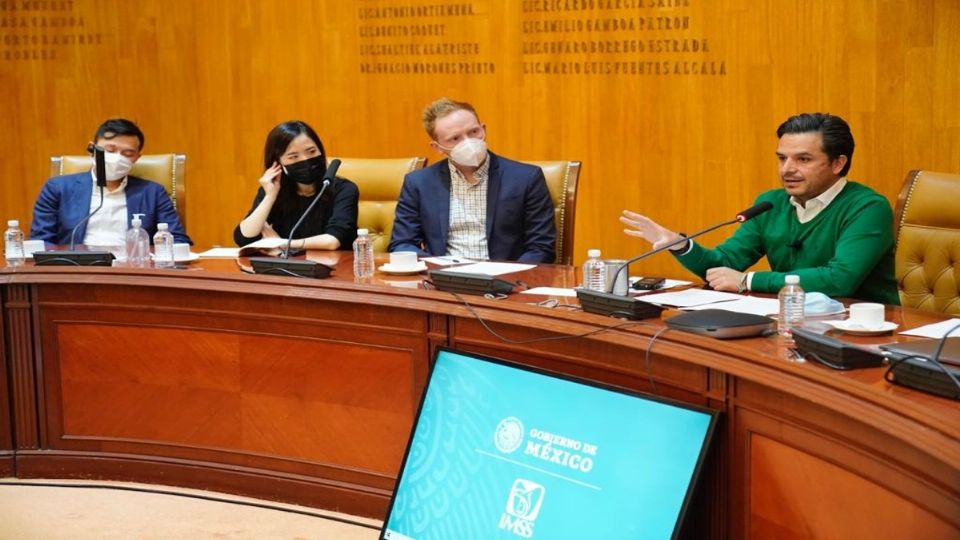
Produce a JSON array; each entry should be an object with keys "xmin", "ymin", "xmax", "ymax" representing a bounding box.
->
[
  {"xmin": 262, "ymin": 120, "xmax": 329, "ymax": 217},
  {"xmin": 776, "ymin": 113, "xmax": 854, "ymax": 176},
  {"xmin": 93, "ymin": 118, "xmax": 145, "ymax": 150}
]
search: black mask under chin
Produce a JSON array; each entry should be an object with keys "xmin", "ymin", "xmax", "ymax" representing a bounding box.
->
[{"xmin": 283, "ymin": 155, "xmax": 326, "ymax": 185}]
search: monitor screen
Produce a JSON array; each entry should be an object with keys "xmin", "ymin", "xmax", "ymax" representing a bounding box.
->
[{"xmin": 381, "ymin": 348, "xmax": 718, "ymax": 540}]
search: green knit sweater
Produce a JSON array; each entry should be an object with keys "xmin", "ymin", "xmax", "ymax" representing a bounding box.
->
[{"xmin": 675, "ymin": 182, "xmax": 899, "ymax": 304}]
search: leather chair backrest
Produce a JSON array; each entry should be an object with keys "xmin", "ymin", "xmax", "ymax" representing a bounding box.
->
[
  {"xmin": 332, "ymin": 157, "xmax": 427, "ymax": 253},
  {"xmin": 523, "ymin": 161, "xmax": 581, "ymax": 266},
  {"xmin": 894, "ymin": 170, "xmax": 960, "ymax": 314},
  {"xmin": 50, "ymin": 154, "xmax": 187, "ymax": 228}
]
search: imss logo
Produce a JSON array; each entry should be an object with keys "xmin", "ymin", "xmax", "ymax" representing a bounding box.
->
[{"xmin": 498, "ymin": 478, "xmax": 545, "ymax": 538}]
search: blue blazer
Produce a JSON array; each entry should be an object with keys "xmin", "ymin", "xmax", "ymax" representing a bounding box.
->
[
  {"xmin": 30, "ymin": 172, "xmax": 191, "ymax": 245},
  {"xmin": 389, "ymin": 153, "xmax": 556, "ymax": 263}
]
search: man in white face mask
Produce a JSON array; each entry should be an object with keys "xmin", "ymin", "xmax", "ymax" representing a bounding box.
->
[
  {"xmin": 390, "ymin": 98, "xmax": 556, "ymax": 263},
  {"xmin": 30, "ymin": 118, "xmax": 191, "ymax": 246}
]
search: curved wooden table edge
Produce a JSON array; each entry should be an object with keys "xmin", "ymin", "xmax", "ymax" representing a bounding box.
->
[{"xmin": 4, "ymin": 264, "xmax": 957, "ymax": 469}]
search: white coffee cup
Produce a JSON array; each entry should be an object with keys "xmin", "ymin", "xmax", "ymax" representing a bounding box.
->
[
  {"xmin": 389, "ymin": 251, "xmax": 419, "ymax": 269},
  {"xmin": 847, "ymin": 303, "xmax": 885, "ymax": 329},
  {"xmin": 23, "ymin": 239, "xmax": 46, "ymax": 256},
  {"xmin": 172, "ymin": 243, "xmax": 191, "ymax": 260}
]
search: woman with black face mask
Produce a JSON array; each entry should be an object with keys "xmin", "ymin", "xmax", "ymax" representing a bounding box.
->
[{"xmin": 234, "ymin": 120, "xmax": 359, "ymax": 251}]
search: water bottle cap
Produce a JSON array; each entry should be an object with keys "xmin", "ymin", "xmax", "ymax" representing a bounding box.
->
[
  {"xmin": 785, "ymin": 275, "xmax": 800, "ymax": 284},
  {"xmin": 357, "ymin": 228, "xmax": 369, "ymax": 236},
  {"xmin": 157, "ymin": 223, "xmax": 169, "ymax": 231},
  {"xmin": 587, "ymin": 249, "xmax": 601, "ymax": 258},
  {"xmin": 7, "ymin": 220, "xmax": 18, "ymax": 227}
]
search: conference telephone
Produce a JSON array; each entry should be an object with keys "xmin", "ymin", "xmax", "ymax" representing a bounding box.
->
[
  {"xmin": 791, "ymin": 328, "xmax": 885, "ymax": 370},
  {"xmin": 428, "ymin": 269, "xmax": 516, "ymax": 296}
]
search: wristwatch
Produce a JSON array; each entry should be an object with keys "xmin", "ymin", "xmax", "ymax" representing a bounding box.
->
[{"xmin": 737, "ymin": 272, "xmax": 748, "ymax": 294}]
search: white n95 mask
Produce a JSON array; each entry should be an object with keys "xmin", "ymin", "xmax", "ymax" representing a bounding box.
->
[
  {"xmin": 448, "ymin": 138, "xmax": 487, "ymax": 168},
  {"xmin": 98, "ymin": 152, "xmax": 134, "ymax": 181}
]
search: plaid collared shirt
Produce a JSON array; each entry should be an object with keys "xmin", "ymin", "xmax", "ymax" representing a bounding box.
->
[{"xmin": 446, "ymin": 156, "xmax": 490, "ymax": 259}]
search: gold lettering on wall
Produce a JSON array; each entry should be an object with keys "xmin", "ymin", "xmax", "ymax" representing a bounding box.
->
[
  {"xmin": 0, "ymin": 0, "xmax": 102, "ymax": 62},
  {"xmin": 357, "ymin": 1, "xmax": 493, "ymax": 76},
  {"xmin": 356, "ymin": 0, "xmax": 724, "ymax": 77},
  {"xmin": 520, "ymin": 0, "xmax": 726, "ymax": 76}
]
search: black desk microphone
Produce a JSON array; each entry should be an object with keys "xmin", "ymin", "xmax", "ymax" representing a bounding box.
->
[{"xmin": 250, "ymin": 159, "xmax": 341, "ymax": 278}]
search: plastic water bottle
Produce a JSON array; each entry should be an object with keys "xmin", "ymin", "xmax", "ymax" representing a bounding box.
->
[
  {"xmin": 582, "ymin": 249, "xmax": 607, "ymax": 291},
  {"xmin": 778, "ymin": 274, "xmax": 805, "ymax": 337},
  {"xmin": 153, "ymin": 223, "xmax": 175, "ymax": 269},
  {"xmin": 125, "ymin": 213, "xmax": 151, "ymax": 268},
  {"xmin": 353, "ymin": 228, "xmax": 374, "ymax": 278},
  {"xmin": 4, "ymin": 219, "xmax": 25, "ymax": 267}
]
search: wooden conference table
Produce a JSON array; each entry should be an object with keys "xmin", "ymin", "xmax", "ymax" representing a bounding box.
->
[{"xmin": 1, "ymin": 252, "xmax": 957, "ymax": 539}]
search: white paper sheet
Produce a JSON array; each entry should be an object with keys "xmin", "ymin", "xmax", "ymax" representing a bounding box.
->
[
  {"xmin": 446, "ymin": 262, "xmax": 537, "ymax": 276},
  {"xmin": 198, "ymin": 247, "xmax": 241, "ymax": 258},
  {"xmin": 383, "ymin": 280, "xmax": 421, "ymax": 289},
  {"xmin": 422, "ymin": 256, "xmax": 476, "ymax": 266},
  {"xmin": 683, "ymin": 296, "xmax": 780, "ymax": 316},
  {"xmin": 242, "ymin": 237, "xmax": 288, "ymax": 249},
  {"xmin": 640, "ymin": 289, "xmax": 744, "ymax": 308},
  {"xmin": 899, "ymin": 318, "xmax": 960, "ymax": 338},
  {"xmin": 521, "ymin": 287, "xmax": 579, "ymax": 298}
]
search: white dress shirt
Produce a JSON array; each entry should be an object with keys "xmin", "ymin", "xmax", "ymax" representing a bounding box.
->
[
  {"xmin": 789, "ymin": 178, "xmax": 847, "ymax": 224},
  {"xmin": 82, "ymin": 172, "xmax": 129, "ymax": 247}
]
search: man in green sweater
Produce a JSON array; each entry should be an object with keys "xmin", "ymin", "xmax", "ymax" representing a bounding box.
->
[{"xmin": 620, "ymin": 113, "xmax": 899, "ymax": 305}]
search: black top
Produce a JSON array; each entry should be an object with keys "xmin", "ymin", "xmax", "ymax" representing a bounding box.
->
[{"xmin": 233, "ymin": 177, "xmax": 359, "ymax": 249}]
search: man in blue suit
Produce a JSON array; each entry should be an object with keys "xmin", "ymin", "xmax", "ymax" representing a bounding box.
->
[
  {"xmin": 31, "ymin": 118, "xmax": 191, "ymax": 246},
  {"xmin": 389, "ymin": 98, "xmax": 556, "ymax": 263}
]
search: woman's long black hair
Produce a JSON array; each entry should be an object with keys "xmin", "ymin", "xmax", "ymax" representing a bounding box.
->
[{"xmin": 263, "ymin": 120, "xmax": 330, "ymax": 218}]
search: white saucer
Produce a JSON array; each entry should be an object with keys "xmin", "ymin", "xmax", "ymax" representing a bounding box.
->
[
  {"xmin": 824, "ymin": 320, "xmax": 898, "ymax": 335},
  {"xmin": 378, "ymin": 262, "xmax": 428, "ymax": 275}
]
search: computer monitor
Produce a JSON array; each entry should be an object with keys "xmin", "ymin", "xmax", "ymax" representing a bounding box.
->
[{"xmin": 381, "ymin": 348, "xmax": 718, "ymax": 540}]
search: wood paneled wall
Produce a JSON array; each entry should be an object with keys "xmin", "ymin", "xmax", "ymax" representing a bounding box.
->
[{"xmin": 2, "ymin": 0, "xmax": 958, "ymax": 277}]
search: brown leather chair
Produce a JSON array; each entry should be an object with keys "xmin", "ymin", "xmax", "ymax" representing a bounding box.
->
[
  {"xmin": 523, "ymin": 161, "xmax": 581, "ymax": 266},
  {"xmin": 50, "ymin": 154, "xmax": 187, "ymax": 228},
  {"xmin": 332, "ymin": 157, "xmax": 427, "ymax": 253},
  {"xmin": 894, "ymin": 170, "xmax": 960, "ymax": 314}
]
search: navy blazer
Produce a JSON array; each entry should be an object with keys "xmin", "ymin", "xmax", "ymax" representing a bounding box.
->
[
  {"xmin": 30, "ymin": 172, "xmax": 191, "ymax": 245},
  {"xmin": 389, "ymin": 153, "xmax": 556, "ymax": 263}
]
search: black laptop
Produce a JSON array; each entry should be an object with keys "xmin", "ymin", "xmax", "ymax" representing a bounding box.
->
[{"xmin": 880, "ymin": 337, "xmax": 960, "ymax": 366}]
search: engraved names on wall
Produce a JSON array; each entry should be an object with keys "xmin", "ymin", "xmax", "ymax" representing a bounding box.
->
[
  {"xmin": 356, "ymin": 0, "xmax": 726, "ymax": 77},
  {"xmin": 1, "ymin": 1, "xmax": 102, "ymax": 62}
]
